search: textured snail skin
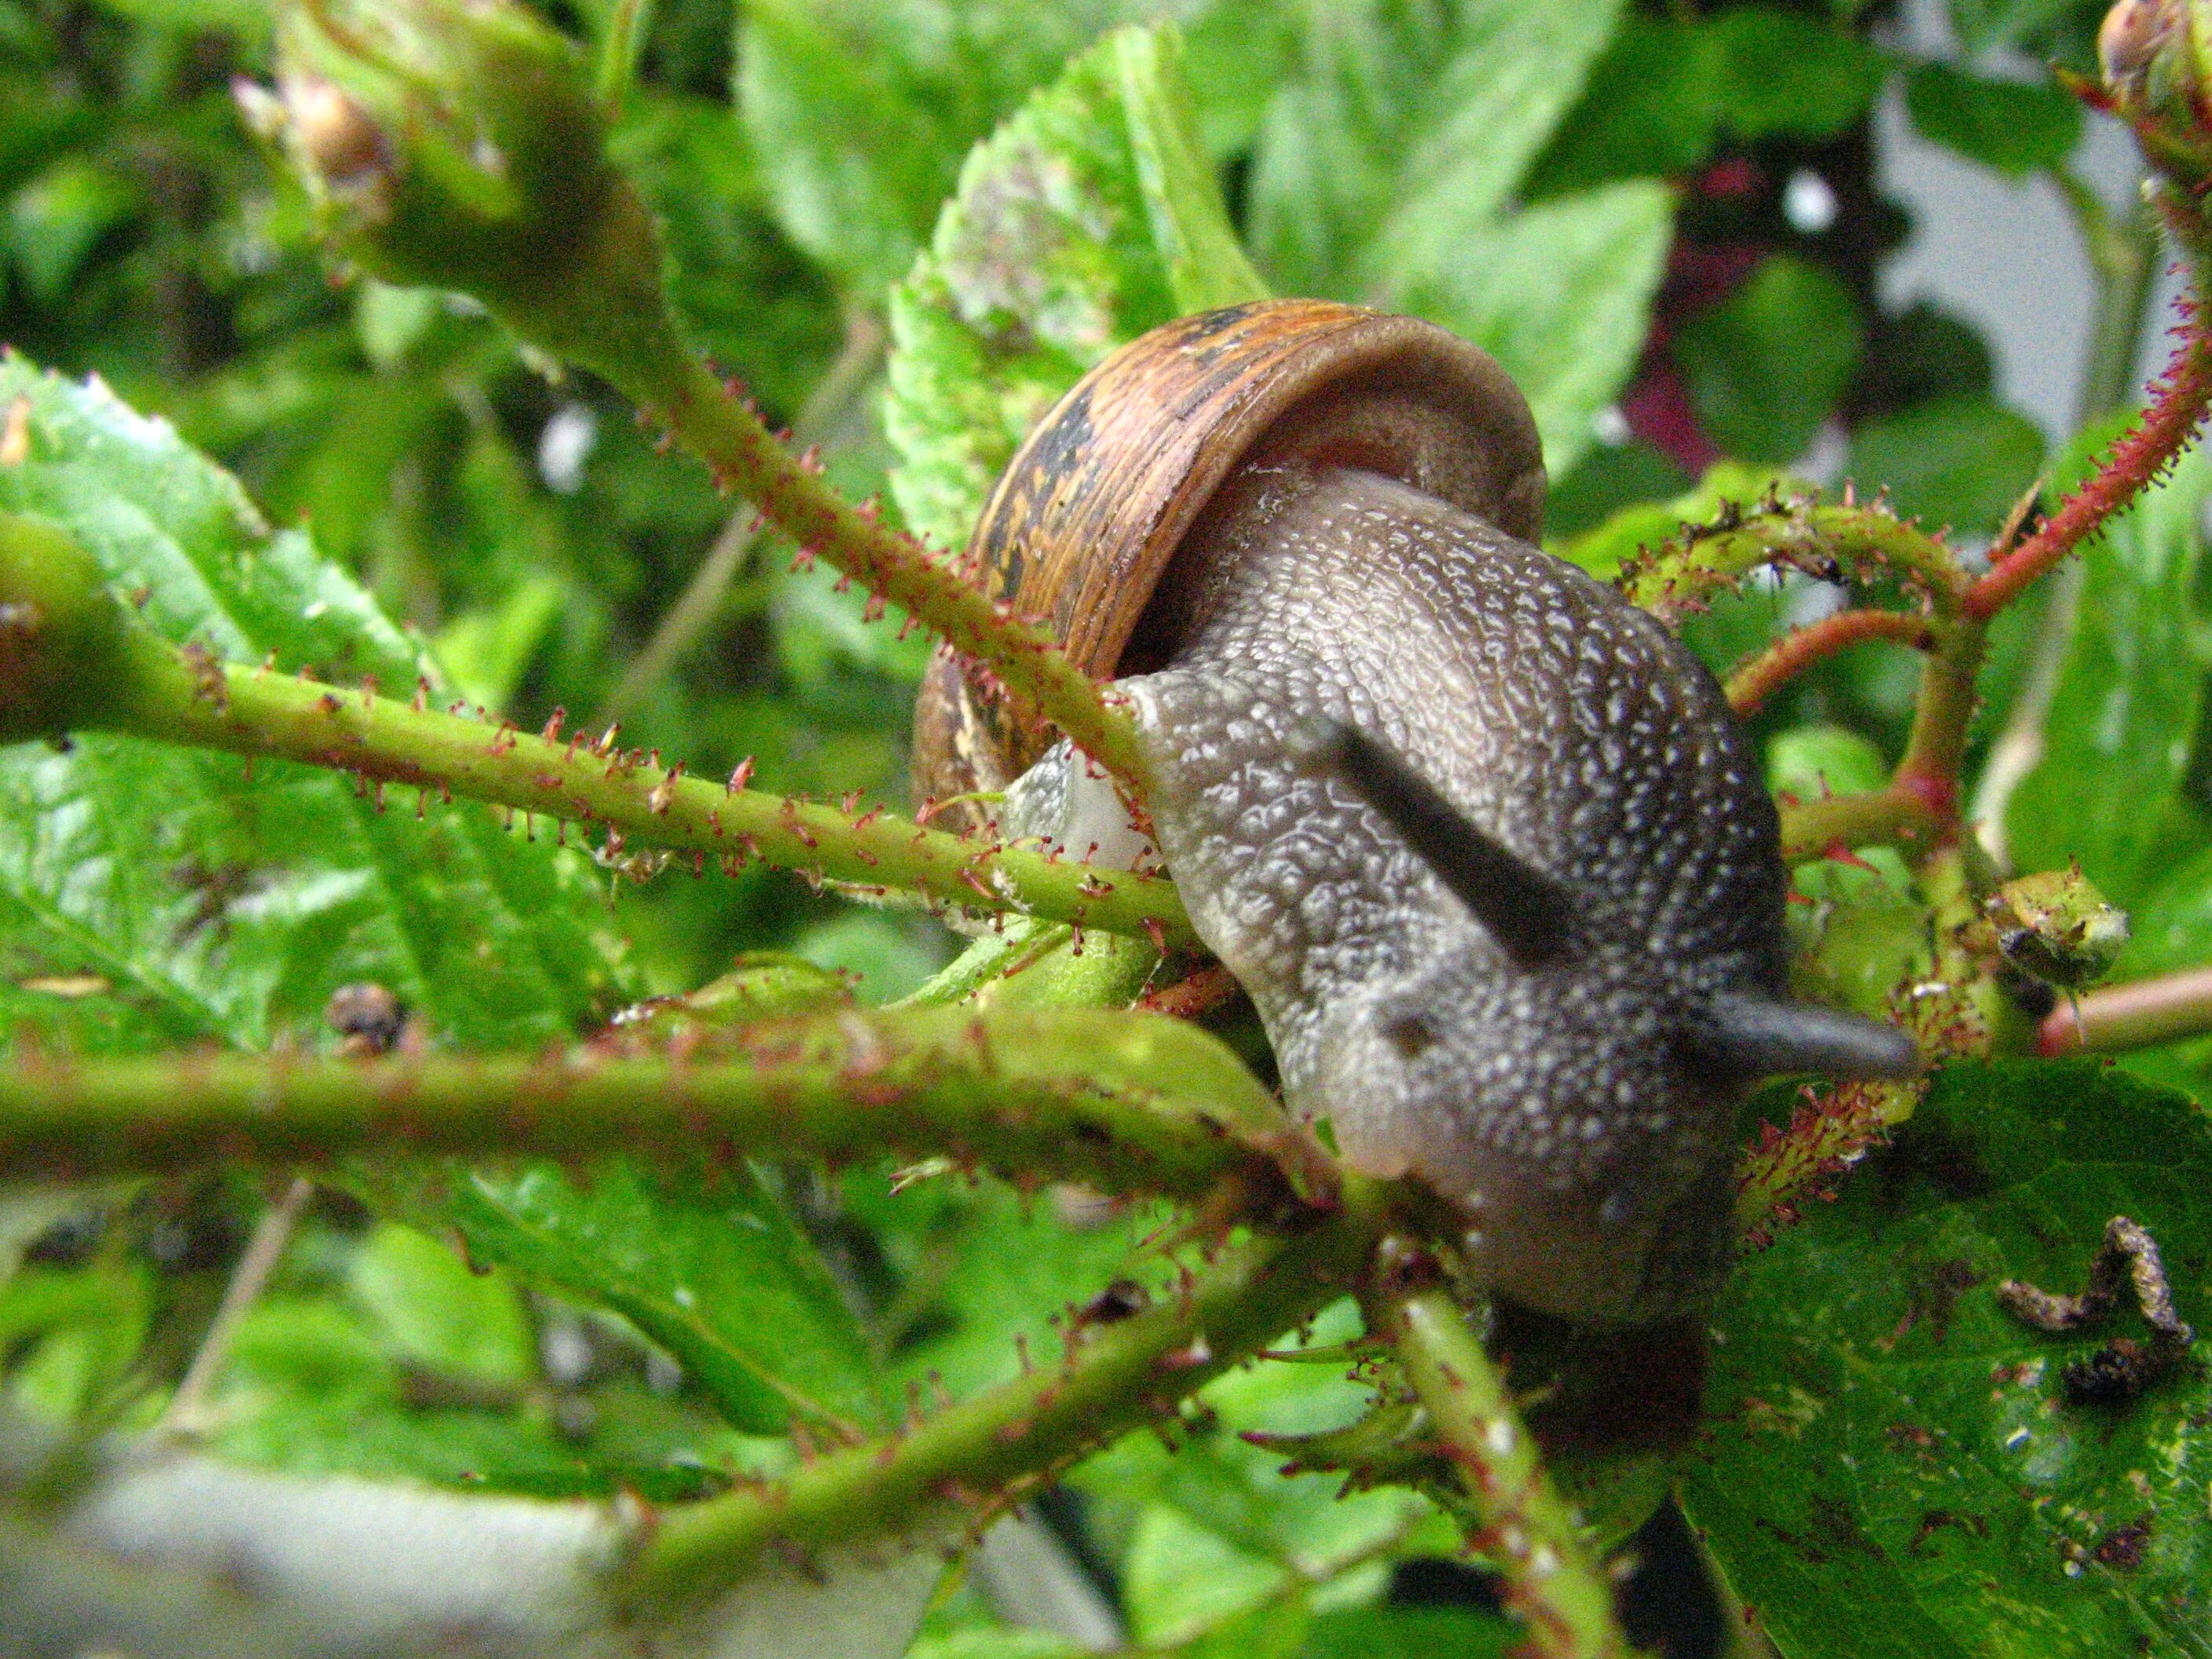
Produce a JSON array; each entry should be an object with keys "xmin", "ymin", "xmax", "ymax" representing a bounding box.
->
[{"xmin": 1098, "ymin": 463, "xmax": 1790, "ymax": 1324}]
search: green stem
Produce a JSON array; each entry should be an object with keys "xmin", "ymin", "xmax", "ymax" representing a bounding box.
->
[
  {"xmin": 1622, "ymin": 502, "xmax": 1968, "ymax": 627},
  {"xmin": 0, "ymin": 1005, "xmax": 1327, "ymax": 1201},
  {"xmin": 1379, "ymin": 1262, "xmax": 1629, "ymax": 1659},
  {"xmin": 626, "ymin": 1192, "xmax": 1386, "ymax": 1606},
  {"xmin": 88, "ymin": 648, "xmax": 1195, "ymax": 947},
  {"xmin": 597, "ymin": 311, "xmax": 886, "ymax": 726},
  {"xmin": 2056, "ymin": 174, "xmax": 2161, "ymax": 426},
  {"xmin": 1892, "ymin": 613, "xmax": 1987, "ymax": 821},
  {"xmin": 640, "ymin": 355, "xmax": 1150, "ymax": 790},
  {"xmin": 1776, "ymin": 783, "xmax": 1943, "ymax": 863},
  {"xmin": 594, "ymin": 0, "xmax": 656, "ymax": 106}
]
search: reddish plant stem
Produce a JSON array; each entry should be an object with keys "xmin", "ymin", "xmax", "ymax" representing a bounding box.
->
[
  {"xmin": 2038, "ymin": 965, "xmax": 2212, "ymax": 1056},
  {"xmin": 1726, "ymin": 608, "xmax": 1936, "ymax": 716},
  {"xmin": 1966, "ymin": 326, "xmax": 2212, "ymax": 621}
]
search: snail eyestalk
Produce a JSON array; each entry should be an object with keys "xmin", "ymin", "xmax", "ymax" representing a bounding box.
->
[
  {"xmin": 1291, "ymin": 718, "xmax": 1576, "ymax": 969},
  {"xmin": 1696, "ymin": 992, "xmax": 1921, "ymax": 1083}
]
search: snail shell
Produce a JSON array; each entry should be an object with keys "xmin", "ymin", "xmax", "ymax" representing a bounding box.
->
[{"xmin": 914, "ymin": 300, "xmax": 1915, "ymax": 1324}]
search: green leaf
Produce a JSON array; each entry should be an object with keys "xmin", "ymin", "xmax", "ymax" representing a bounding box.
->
[
  {"xmin": 1946, "ymin": 0, "xmax": 2096, "ymax": 59},
  {"xmin": 1247, "ymin": 0, "xmax": 1624, "ymax": 299},
  {"xmin": 738, "ymin": 0, "xmax": 1129, "ymax": 298},
  {"xmin": 1525, "ymin": 16, "xmax": 1726, "ymax": 197},
  {"xmin": 1712, "ymin": 8, "xmax": 1888, "ymax": 141},
  {"xmin": 0, "ymin": 359, "xmax": 627, "ymax": 1054},
  {"xmin": 1686, "ymin": 1060, "xmax": 2212, "ymax": 1658},
  {"xmin": 1386, "ymin": 181, "xmax": 1671, "ymax": 475},
  {"xmin": 851, "ymin": 1174, "xmax": 1173, "ymax": 1403},
  {"xmin": 884, "ymin": 24, "xmax": 1265, "ymax": 555},
  {"xmin": 1301, "ymin": 1606, "xmax": 1514, "ymax": 1659},
  {"xmin": 1903, "ymin": 64, "xmax": 2082, "ymax": 179},
  {"xmin": 1844, "ymin": 397, "xmax": 2045, "ymax": 536},
  {"xmin": 6, "ymin": 157, "xmax": 138, "ymax": 306},
  {"xmin": 0, "ymin": 1262, "xmax": 150, "ymax": 1427},
  {"xmin": 1676, "ymin": 257, "xmax": 1865, "ymax": 464},
  {"xmin": 347, "ymin": 1222, "xmax": 534, "ymax": 1388},
  {"xmin": 1074, "ymin": 1304, "xmax": 1445, "ymax": 1646},
  {"xmin": 2005, "ymin": 436, "xmax": 2212, "ymax": 908},
  {"xmin": 445, "ymin": 1159, "xmax": 884, "ymax": 1437},
  {"xmin": 1188, "ymin": 0, "xmax": 1674, "ymax": 481}
]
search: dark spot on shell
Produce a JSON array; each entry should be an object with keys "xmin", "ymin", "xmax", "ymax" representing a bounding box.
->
[{"xmin": 1178, "ymin": 304, "xmax": 1260, "ymax": 342}]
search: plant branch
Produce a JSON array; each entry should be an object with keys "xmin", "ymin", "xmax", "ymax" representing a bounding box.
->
[
  {"xmin": 1965, "ymin": 324, "xmax": 2212, "ymax": 620},
  {"xmin": 1776, "ymin": 783, "xmax": 1945, "ymax": 864},
  {"xmin": 63, "ymin": 643, "xmax": 1195, "ymax": 947},
  {"xmin": 160, "ymin": 1177, "xmax": 313, "ymax": 1437},
  {"xmin": 0, "ymin": 1006, "xmax": 1328, "ymax": 1203},
  {"xmin": 1378, "ymin": 1256, "xmax": 1629, "ymax": 1659},
  {"xmin": 626, "ymin": 1192, "xmax": 1386, "ymax": 1606},
  {"xmin": 598, "ymin": 312, "xmax": 886, "ymax": 725},
  {"xmin": 1891, "ymin": 614, "xmax": 1987, "ymax": 822},
  {"xmin": 638, "ymin": 353, "xmax": 1150, "ymax": 789},
  {"xmin": 1725, "ymin": 608, "xmax": 1935, "ymax": 716},
  {"xmin": 2038, "ymin": 965, "xmax": 2212, "ymax": 1055},
  {"xmin": 1621, "ymin": 499, "xmax": 1968, "ymax": 627}
]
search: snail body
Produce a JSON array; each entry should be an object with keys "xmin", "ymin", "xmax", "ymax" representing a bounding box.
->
[{"xmin": 916, "ymin": 301, "xmax": 1915, "ymax": 1325}]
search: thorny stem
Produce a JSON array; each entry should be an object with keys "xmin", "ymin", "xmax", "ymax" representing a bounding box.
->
[
  {"xmin": 1734, "ymin": 842, "xmax": 1983, "ymax": 1241},
  {"xmin": 108, "ymin": 653, "xmax": 1196, "ymax": 947},
  {"xmin": 1775, "ymin": 783, "xmax": 1944, "ymax": 864},
  {"xmin": 0, "ymin": 1007, "xmax": 1324, "ymax": 1203},
  {"xmin": 1725, "ymin": 608, "xmax": 1935, "ymax": 716},
  {"xmin": 1965, "ymin": 324, "xmax": 2212, "ymax": 620},
  {"xmin": 1379, "ymin": 1261, "xmax": 1630, "ymax": 1659},
  {"xmin": 627, "ymin": 1192, "xmax": 1386, "ymax": 1606},
  {"xmin": 642, "ymin": 352, "xmax": 1151, "ymax": 791},
  {"xmin": 597, "ymin": 312, "xmax": 887, "ymax": 725},
  {"xmin": 1621, "ymin": 500, "xmax": 1968, "ymax": 627}
]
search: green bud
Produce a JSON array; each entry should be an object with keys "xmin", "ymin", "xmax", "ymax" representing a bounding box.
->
[
  {"xmin": 1966, "ymin": 864, "xmax": 2130, "ymax": 991},
  {"xmin": 2096, "ymin": 0, "xmax": 2212, "ymax": 200},
  {"xmin": 0, "ymin": 515, "xmax": 167, "ymax": 743},
  {"xmin": 256, "ymin": 0, "xmax": 689, "ymax": 386}
]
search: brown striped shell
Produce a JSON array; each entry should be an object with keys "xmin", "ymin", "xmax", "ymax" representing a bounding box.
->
[{"xmin": 910, "ymin": 299, "xmax": 1547, "ymax": 816}]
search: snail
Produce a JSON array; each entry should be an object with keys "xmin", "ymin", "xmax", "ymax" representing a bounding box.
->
[{"xmin": 914, "ymin": 299, "xmax": 1917, "ymax": 1325}]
